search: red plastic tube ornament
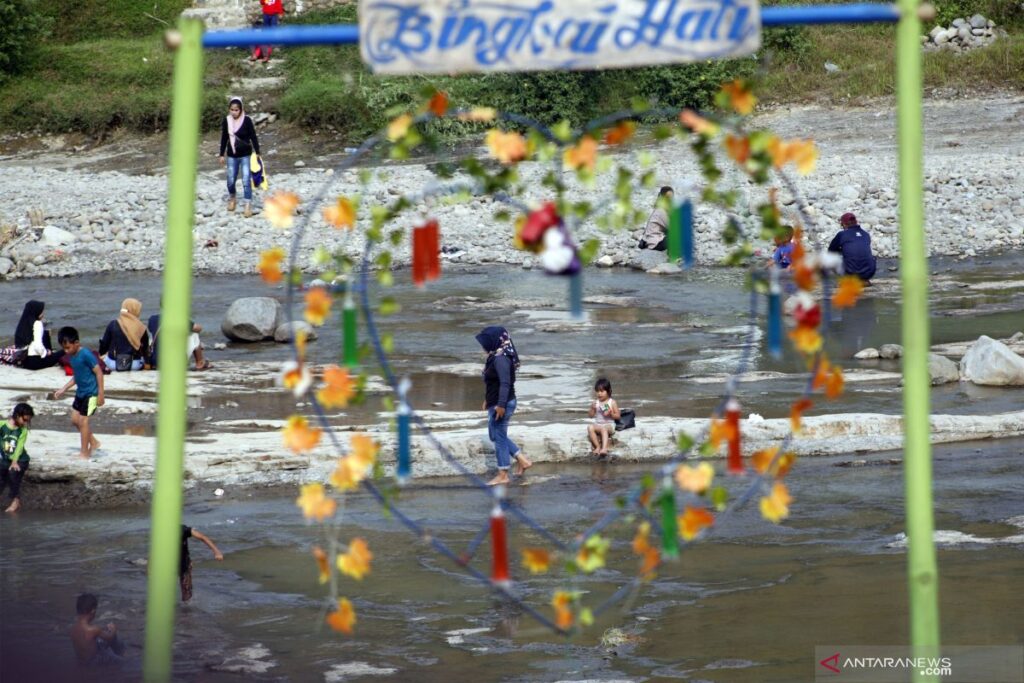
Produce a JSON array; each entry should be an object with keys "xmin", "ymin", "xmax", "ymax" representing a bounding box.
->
[
  {"xmin": 792, "ymin": 299, "xmax": 821, "ymax": 329},
  {"xmin": 412, "ymin": 220, "xmax": 441, "ymax": 287},
  {"xmin": 520, "ymin": 202, "xmax": 560, "ymax": 252},
  {"xmin": 490, "ymin": 491, "xmax": 510, "ymax": 587},
  {"xmin": 725, "ymin": 398, "xmax": 743, "ymax": 474}
]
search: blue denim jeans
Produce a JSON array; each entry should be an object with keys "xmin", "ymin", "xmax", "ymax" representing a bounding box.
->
[
  {"xmin": 226, "ymin": 155, "xmax": 252, "ymax": 201},
  {"xmin": 259, "ymin": 13, "xmax": 279, "ymax": 57},
  {"xmin": 487, "ymin": 398, "xmax": 520, "ymax": 470}
]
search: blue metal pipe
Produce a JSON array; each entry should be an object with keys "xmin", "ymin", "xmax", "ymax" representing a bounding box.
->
[{"xmin": 200, "ymin": 4, "xmax": 900, "ymax": 48}]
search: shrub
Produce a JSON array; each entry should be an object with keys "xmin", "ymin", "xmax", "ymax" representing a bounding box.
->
[{"xmin": 0, "ymin": 0, "xmax": 52, "ymax": 82}]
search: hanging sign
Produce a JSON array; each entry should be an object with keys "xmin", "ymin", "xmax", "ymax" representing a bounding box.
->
[{"xmin": 359, "ymin": 0, "xmax": 761, "ymax": 74}]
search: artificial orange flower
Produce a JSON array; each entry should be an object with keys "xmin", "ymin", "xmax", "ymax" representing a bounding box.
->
[
  {"xmin": 790, "ymin": 397, "xmax": 814, "ymax": 432},
  {"xmin": 791, "ymin": 139, "xmax": 818, "ymax": 175},
  {"xmin": 283, "ymin": 415, "xmax": 322, "ymax": 453},
  {"xmin": 824, "ymin": 366, "xmax": 844, "ymax": 400},
  {"xmin": 832, "ymin": 275, "xmax": 865, "ymax": 309},
  {"xmin": 296, "ymin": 482, "xmax": 335, "ymax": 521},
  {"xmin": 760, "ymin": 482, "xmax": 793, "ymax": 523},
  {"xmin": 724, "ymin": 134, "xmax": 750, "ymax": 164},
  {"xmin": 323, "ymin": 196, "xmax": 356, "ymax": 230},
  {"xmin": 552, "ymin": 591, "xmax": 574, "ymax": 630},
  {"xmin": 294, "ymin": 328, "xmax": 309, "ymax": 360},
  {"xmin": 789, "ymin": 326, "xmax": 823, "ymax": 354},
  {"xmin": 329, "ymin": 434, "xmax": 377, "ymax": 491},
  {"xmin": 679, "ymin": 506, "xmax": 715, "ymax": 541},
  {"xmin": 751, "ymin": 447, "xmax": 796, "ymax": 478},
  {"xmin": 708, "ymin": 418, "xmax": 736, "ymax": 452},
  {"xmin": 326, "ymin": 598, "xmax": 356, "ymax": 634},
  {"xmin": 575, "ymin": 534, "xmax": 609, "ymax": 573},
  {"xmin": 521, "ymin": 548, "xmax": 551, "ymax": 574},
  {"xmin": 485, "ymin": 129, "xmax": 527, "ymax": 164},
  {"xmin": 631, "ymin": 521, "xmax": 651, "ymax": 555},
  {"xmin": 317, "ymin": 365, "xmax": 356, "ymax": 408},
  {"xmin": 604, "ymin": 120, "xmax": 636, "ymax": 145},
  {"xmin": 313, "ymin": 546, "xmax": 330, "ymax": 584},
  {"xmin": 679, "ymin": 109, "xmax": 719, "ymax": 136},
  {"xmin": 812, "ymin": 357, "xmax": 831, "ymax": 390},
  {"xmin": 721, "ymin": 79, "xmax": 757, "ymax": 115},
  {"xmin": 258, "ymin": 247, "xmax": 285, "ymax": 284},
  {"xmin": 304, "ymin": 287, "xmax": 332, "ymax": 326},
  {"xmin": 280, "ymin": 360, "xmax": 312, "ymax": 397},
  {"xmin": 457, "ymin": 106, "xmax": 496, "ymax": 122},
  {"xmin": 427, "ymin": 91, "xmax": 449, "ymax": 117},
  {"xmin": 563, "ymin": 136, "xmax": 598, "ymax": 172},
  {"xmin": 349, "ymin": 434, "xmax": 379, "ymax": 470},
  {"xmin": 337, "ymin": 538, "xmax": 373, "ymax": 580},
  {"xmin": 675, "ymin": 462, "xmax": 715, "ymax": 494},
  {"xmin": 792, "ymin": 262, "xmax": 816, "ymax": 291},
  {"xmin": 767, "ymin": 136, "xmax": 788, "ymax": 168},
  {"xmin": 264, "ymin": 191, "xmax": 300, "ymax": 229},
  {"xmin": 387, "ymin": 113, "xmax": 413, "ymax": 142}
]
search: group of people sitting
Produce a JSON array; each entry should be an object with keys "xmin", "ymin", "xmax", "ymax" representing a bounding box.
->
[
  {"xmin": 8, "ymin": 299, "xmax": 211, "ymax": 373},
  {"xmin": 638, "ymin": 188, "xmax": 877, "ymax": 283}
]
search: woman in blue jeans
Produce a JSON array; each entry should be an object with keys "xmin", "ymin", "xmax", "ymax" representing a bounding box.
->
[
  {"xmin": 218, "ymin": 97, "xmax": 261, "ymax": 217},
  {"xmin": 476, "ymin": 326, "xmax": 532, "ymax": 486}
]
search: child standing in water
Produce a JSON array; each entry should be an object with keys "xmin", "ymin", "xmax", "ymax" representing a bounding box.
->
[
  {"xmin": 587, "ymin": 378, "xmax": 620, "ymax": 457},
  {"xmin": 54, "ymin": 327, "xmax": 104, "ymax": 459},
  {"xmin": 1, "ymin": 402, "xmax": 34, "ymax": 513}
]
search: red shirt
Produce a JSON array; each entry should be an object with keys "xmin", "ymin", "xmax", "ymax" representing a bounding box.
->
[{"xmin": 261, "ymin": 0, "xmax": 283, "ymax": 15}]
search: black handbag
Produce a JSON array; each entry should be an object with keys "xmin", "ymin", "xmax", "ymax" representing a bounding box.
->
[
  {"xmin": 115, "ymin": 353, "xmax": 134, "ymax": 372},
  {"xmin": 615, "ymin": 408, "xmax": 636, "ymax": 431}
]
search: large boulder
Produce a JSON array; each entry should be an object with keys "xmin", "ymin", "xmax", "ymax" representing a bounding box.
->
[
  {"xmin": 40, "ymin": 225, "xmax": 76, "ymax": 247},
  {"xmin": 879, "ymin": 343, "xmax": 903, "ymax": 359},
  {"xmin": 222, "ymin": 297, "xmax": 282, "ymax": 342},
  {"xmin": 959, "ymin": 335, "xmax": 1024, "ymax": 386},
  {"xmin": 928, "ymin": 353, "xmax": 960, "ymax": 385}
]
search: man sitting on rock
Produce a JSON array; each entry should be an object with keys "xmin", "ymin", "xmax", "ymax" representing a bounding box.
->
[{"xmin": 828, "ymin": 212, "xmax": 877, "ymax": 283}]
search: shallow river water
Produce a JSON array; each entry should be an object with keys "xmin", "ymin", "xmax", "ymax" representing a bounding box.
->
[{"xmin": 2, "ymin": 257, "xmax": 1024, "ymax": 681}]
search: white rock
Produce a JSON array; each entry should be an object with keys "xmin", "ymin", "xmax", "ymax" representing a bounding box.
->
[
  {"xmin": 928, "ymin": 353, "xmax": 960, "ymax": 385},
  {"xmin": 879, "ymin": 343, "xmax": 903, "ymax": 359},
  {"xmin": 0, "ymin": 257, "xmax": 13, "ymax": 276},
  {"xmin": 854, "ymin": 347, "xmax": 880, "ymax": 359},
  {"xmin": 596, "ymin": 255, "xmax": 615, "ymax": 267},
  {"xmin": 40, "ymin": 225, "xmax": 77, "ymax": 247},
  {"xmin": 960, "ymin": 335, "xmax": 1024, "ymax": 386},
  {"xmin": 274, "ymin": 320, "xmax": 318, "ymax": 343},
  {"xmin": 221, "ymin": 297, "xmax": 283, "ymax": 342}
]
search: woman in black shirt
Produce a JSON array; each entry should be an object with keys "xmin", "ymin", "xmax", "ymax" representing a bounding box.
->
[
  {"xmin": 476, "ymin": 326, "xmax": 532, "ymax": 486},
  {"xmin": 219, "ymin": 97, "xmax": 261, "ymax": 217},
  {"xmin": 99, "ymin": 299, "xmax": 150, "ymax": 372}
]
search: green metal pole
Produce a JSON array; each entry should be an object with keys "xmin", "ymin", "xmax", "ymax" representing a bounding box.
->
[
  {"xmin": 143, "ymin": 18, "xmax": 203, "ymax": 682},
  {"xmin": 897, "ymin": 1, "xmax": 940, "ymax": 679}
]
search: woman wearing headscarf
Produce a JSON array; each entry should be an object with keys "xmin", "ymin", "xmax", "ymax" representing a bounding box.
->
[
  {"xmin": 218, "ymin": 96, "xmax": 261, "ymax": 218},
  {"xmin": 476, "ymin": 326, "xmax": 532, "ymax": 486},
  {"xmin": 98, "ymin": 299, "xmax": 150, "ymax": 372},
  {"xmin": 14, "ymin": 300, "xmax": 64, "ymax": 370}
]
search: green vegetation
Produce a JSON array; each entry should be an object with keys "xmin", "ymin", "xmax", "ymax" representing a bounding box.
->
[{"xmin": 0, "ymin": 0, "xmax": 1022, "ymax": 138}]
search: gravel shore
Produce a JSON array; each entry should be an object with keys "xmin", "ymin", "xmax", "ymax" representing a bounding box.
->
[{"xmin": 2, "ymin": 95, "xmax": 1023, "ymax": 280}]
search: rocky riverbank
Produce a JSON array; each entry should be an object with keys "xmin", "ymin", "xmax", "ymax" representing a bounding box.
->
[{"xmin": 2, "ymin": 96, "xmax": 1024, "ymax": 280}]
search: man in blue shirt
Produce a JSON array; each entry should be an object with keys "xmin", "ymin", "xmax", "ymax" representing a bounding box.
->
[{"xmin": 828, "ymin": 212, "xmax": 876, "ymax": 282}]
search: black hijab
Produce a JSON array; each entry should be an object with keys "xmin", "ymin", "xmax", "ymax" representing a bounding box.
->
[
  {"xmin": 15, "ymin": 300, "xmax": 45, "ymax": 348},
  {"xmin": 475, "ymin": 326, "xmax": 520, "ymax": 370}
]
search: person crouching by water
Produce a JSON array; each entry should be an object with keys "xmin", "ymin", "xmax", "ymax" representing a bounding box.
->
[
  {"xmin": 219, "ymin": 96, "xmax": 261, "ymax": 218},
  {"xmin": 637, "ymin": 186, "xmax": 673, "ymax": 251},
  {"xmin": 14, "ymin": 300, "xmax": 65, "ymax": 370},
  {"xmin": 828, "ymin": 212, "xmax": 877, "ymax": 283},
  {"xmin": 476, "ymin": 326, "xmax": 532, "ymax": 486},
  {"xmin": 99, "ymin": 299, "xmax": 150, "ymax": 372}
]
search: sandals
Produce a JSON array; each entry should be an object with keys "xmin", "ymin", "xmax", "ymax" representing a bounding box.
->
[{"xmin": 195, "ymin": 361, "xmax": 213, "ymax": 371}]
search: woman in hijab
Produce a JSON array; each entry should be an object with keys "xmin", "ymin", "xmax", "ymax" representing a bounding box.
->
[
  {"xmin": 476, "ymin": 326, "xmax": 532, "ymax": 486},
  {"xmin": 98, "ymin": 299, "xmax": 150, "ymax": 372},
  {"xmin": 14, "ymin": 300, "xmax": 64, "ymax": 370},
  {"xmin": 218, "ymin": 96, "xmax": 261, "ymax": 218}
]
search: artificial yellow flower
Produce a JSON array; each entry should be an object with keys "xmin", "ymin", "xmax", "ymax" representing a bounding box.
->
[
  {"xmin": 575, "ymin": 534, "xmax": 609, "ymax": 573},
  {"xmin": 789, "ymin": 326, "xmax": 823, "ymax": 354},
  {"xmin": 337, "ymin": 538, "xmax": 373, "ymax": 580},
  {"xmin": 832, "ymin": 275, "xmax": 865, "ymax": 309},
  {"xmin": 791, "ymin": 139, "xmax": 818, "ymax": 175},
  {"xmin": 317, "ymin": 365, "xmax": 356, "ymax": 408},
  {"xmin": 679, "ymin": 109, "xmax": 720, "ymax": 136},
  {"xmin": 724, "ymin": 134, "xmax": 750, "ymax": 164},
  {"xmin": 604, "ymin": 120, "xmax": 636, "ymax": 145},
  {"xmin": 760, "ymin": 481, "xmax": 793, "ymax": 523},
  {"xmin": 721, "ymin": 79, "xmax": 756, "ymax": 115},
  {"xmin": 264, "ymin": 191, "xmax": 300, "ymax": 229},
  {"xmin": 485, "ymin": 129, "xmax": 527, "ymax": 164},
  {"xmin": 312, "ymin": 545, "xmax": 330, "ymax": 584},
  {"xmin": 457, "ymin": 107, "xmax": 496, "ymax": 122},
  {"xmin": 790, "ymin": 397, "xmax": 813, "ymax": 433},
  {"xmin": 304, "ymin": 287, "xmax": 332, "ymax": 326},
  {"xmin": 283, "ymin": 415, "xmax": 322, "ymax": 453},
  {"xmin": 387, "ymin": 113, "xmax": 413, "ymax": 142},
  {"xmin": 296, "ymin": 482, "xmax": 336, "ymax": 521},
  {"xmin": 551, "ymin": 591, "xmax": 574, "ymax": 630},
  {"xmin": 258, "ymin": 247, "xmax": 285, "ymax": 284},
  {"xmin": 280, "ymin": 360, "xmax": 312, "ymax": 397},
  {"xmin": 675, "ymin": 462, "xmax": 715, "ymax": 494}
]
